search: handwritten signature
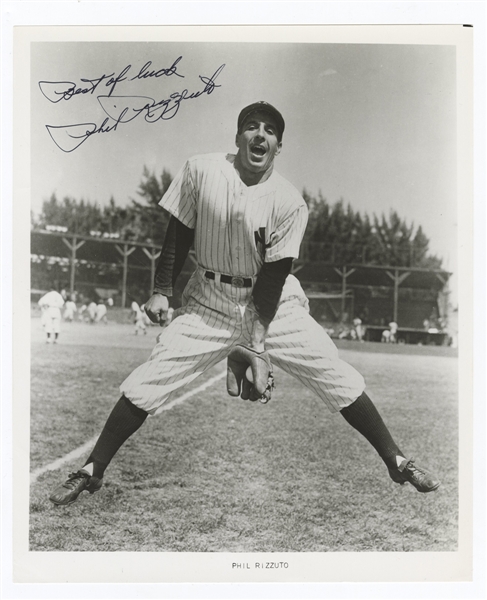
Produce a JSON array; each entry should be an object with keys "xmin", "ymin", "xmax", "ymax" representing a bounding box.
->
[{"xmin": 40, "ymin": 59, "xmax": 225, "ymax": 152}]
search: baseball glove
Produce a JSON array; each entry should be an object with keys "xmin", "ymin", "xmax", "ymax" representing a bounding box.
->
[{"xmin": 226, "ymin": 345, "xmax": 274, "ymax": 403}]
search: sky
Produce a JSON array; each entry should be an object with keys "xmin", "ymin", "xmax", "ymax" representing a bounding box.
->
[{"xmin": 31, "ymin": 39, "xmax": 457, "ymax": 283}]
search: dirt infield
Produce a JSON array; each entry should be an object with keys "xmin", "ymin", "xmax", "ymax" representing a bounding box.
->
[{"xmin": 29, "ymin": 318, "xmax": 458, "ymax": 552}]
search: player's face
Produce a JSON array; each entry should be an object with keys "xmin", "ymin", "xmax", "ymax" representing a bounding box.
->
[{"xmin": 235, "ymin": 111, "xmax": 282, "ymax": 175}]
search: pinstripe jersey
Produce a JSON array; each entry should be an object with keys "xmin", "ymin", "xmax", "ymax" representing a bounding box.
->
[
  {"xmin": 120, "ymin": 152, "xmax": 365, "ymax": 415},
  {"xmin": 159, "ymin": 153, "xmax": 308, "ymax": 277}
]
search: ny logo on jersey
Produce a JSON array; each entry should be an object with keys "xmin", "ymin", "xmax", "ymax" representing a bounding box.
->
[{"xmin": 254, "ymin": 227, "xmax": 271, "ymax": 258}]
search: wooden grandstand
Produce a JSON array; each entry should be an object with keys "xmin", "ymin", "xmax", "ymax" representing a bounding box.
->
[{"xmin": 31, "ymin": 229, "xmax": 453, "ymax": 345}]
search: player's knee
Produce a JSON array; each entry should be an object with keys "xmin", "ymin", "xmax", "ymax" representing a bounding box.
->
[{"xmin": 121, "ymin": 394, "xmax": 149, "ymax": 418}]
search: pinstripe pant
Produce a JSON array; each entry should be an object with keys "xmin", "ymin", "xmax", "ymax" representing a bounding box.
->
[{"xmin": 120, "ymin": 270, "xmax": 365, "ymax": 415}]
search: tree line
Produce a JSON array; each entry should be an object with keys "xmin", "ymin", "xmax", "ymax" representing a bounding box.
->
[{"xmin": 32, "ymin": 166, "xmax": 442, "ymax": 269}]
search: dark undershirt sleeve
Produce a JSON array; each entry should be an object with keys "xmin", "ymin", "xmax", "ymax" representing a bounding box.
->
[
  {"xmin": 252, "ymin": 257, "xmax": 294, "ymax": 322},
  {"xmin": 153, "ymin": 216, "xmax": 195, "ymax": 296}
]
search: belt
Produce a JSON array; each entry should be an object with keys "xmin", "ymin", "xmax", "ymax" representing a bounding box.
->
[{"xmin": 205, "ymin": 271, "xmax": 253, "ymax": 288}]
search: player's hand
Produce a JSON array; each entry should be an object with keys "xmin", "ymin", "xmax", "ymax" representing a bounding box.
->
[
  {"xmin": 226, "ymin": 345, "xmax": 275, "ymax": 404},
  {"xmin": 144, "ymin": 293, "xmax": 169, "ymax": 326}
]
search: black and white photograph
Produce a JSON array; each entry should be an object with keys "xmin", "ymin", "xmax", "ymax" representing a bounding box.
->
[{"xmin": 6, "ymin": 16, "xmax": 481, "ymax": 592}]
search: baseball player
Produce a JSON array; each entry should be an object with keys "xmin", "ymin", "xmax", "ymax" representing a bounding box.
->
[
  {"xmin": 50, "ymin": 101, "xmax": 440, "ymax": 506},
  {"xmin": 352, "ymin": 317, "xmax": 365, "ymax": 342},
  {"xmin": 131, "ymin": 300, "xmax": 147, "ymax": 335},
  {"xmin": 95, "ymin": 300, "xmax": 108, "ymax": 325},
  {"xmin": 63, "ymin": 298, "xmax": 77, "ymax": 322},
  {"xmin": 87, "ymin": 301, "xmax": 97, "ymax": 324},
  {"xmin": 78, "ymin": 303, "xmax": 87, "ymax": 321},
  {"xmin": 38, "ymin": 288, "xmax": 65, "ymax": 343},
  {"xmin": 389, "ymin": 321, "xmax": 399, "ymax": 344}
]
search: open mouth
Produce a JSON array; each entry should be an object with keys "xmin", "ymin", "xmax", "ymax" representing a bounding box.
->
[{"xmin": 250, "ymin": 145, "xmax": 267, "ymax": 157}]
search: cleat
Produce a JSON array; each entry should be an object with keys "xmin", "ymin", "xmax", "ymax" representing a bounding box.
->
[
  {"xmin": 388, "ymin": 458, "xmax": 440, "ymax": 493},
  {"xmin": 49, "ymin": 469, "xmax": 103, "ymax": 506}
]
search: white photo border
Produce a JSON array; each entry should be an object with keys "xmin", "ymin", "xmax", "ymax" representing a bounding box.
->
[{"xmin": 2, "ymin": 2, "xmax": 486, "ymax": 599}]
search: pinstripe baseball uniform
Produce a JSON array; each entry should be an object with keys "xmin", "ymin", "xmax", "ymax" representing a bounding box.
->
[
  {"xmin": 121, "ymin": 153, "xmax": 365, "ymax": 415},
  {"xmin": 48, "ymin": 102, "xmax": 440, "ymax": 507}
]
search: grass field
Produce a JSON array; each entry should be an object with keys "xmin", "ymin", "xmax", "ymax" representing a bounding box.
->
[{"xmin": 29, "ymin": 318, "xmax": 458, "ymax": 552}]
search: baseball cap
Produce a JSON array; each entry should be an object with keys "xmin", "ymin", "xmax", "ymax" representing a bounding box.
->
[{"xmin": 237, "ymin": 101, "xmax": 285, "ymax": 141}]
